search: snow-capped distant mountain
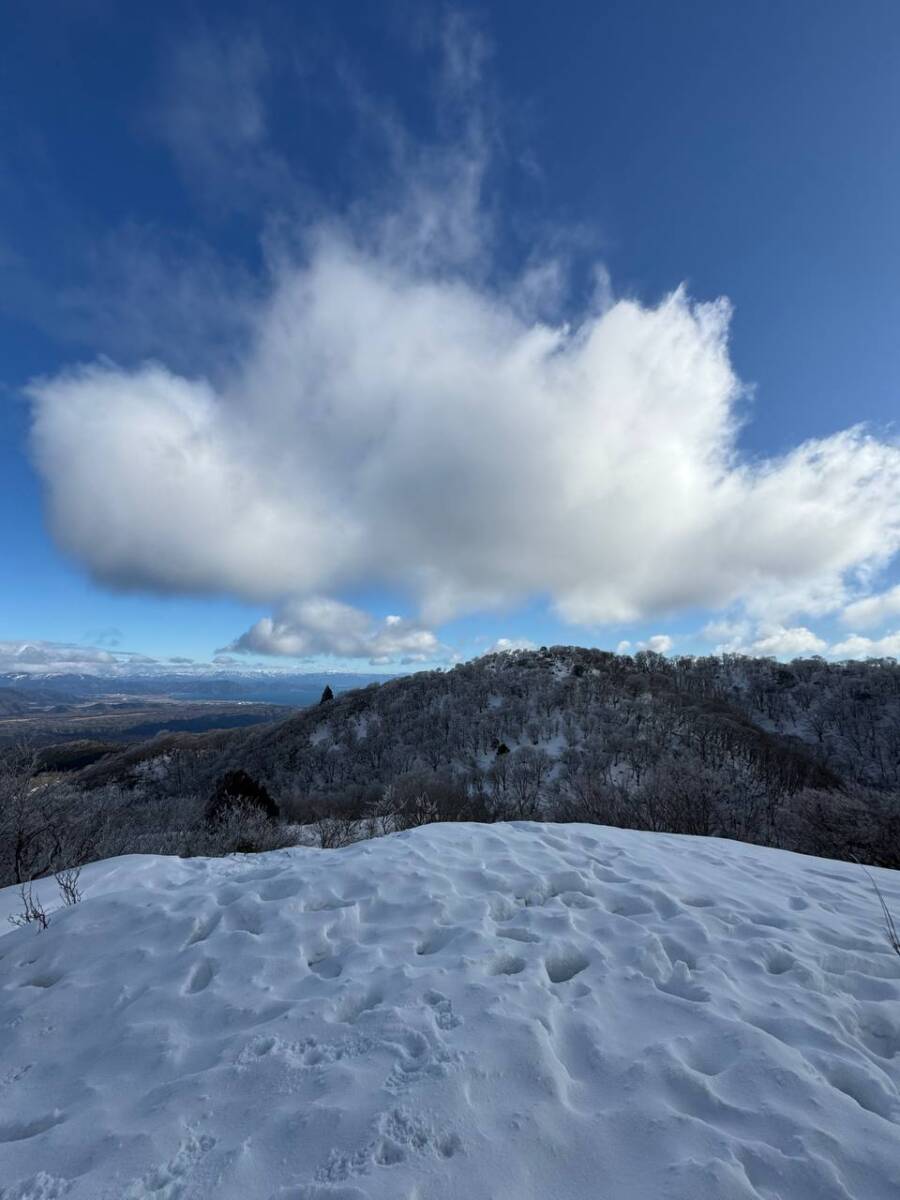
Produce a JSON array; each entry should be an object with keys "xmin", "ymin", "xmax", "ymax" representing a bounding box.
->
[{"xmin": 0, "ymin": 669, "xmax": 391, "ymax": 708}]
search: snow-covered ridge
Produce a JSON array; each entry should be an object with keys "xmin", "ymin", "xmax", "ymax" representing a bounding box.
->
[{"xmin": 1, "ymin": 824, "xmax": 899, "ymax": 1199}]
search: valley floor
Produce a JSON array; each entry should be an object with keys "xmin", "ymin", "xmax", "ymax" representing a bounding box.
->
[{"xmin": 1, "ymin": 823, "xmax": 899, "ymax": 1199}]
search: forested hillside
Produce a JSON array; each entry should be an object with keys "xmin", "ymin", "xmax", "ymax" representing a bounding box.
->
[{"xmin": 57, "ymin": 647, "xmax": 900, "ymax": 871}]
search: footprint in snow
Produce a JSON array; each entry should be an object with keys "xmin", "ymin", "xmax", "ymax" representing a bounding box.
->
[
  {"xmin": 490, "ymin": 954, "xmax": 527, "ymax": 976},
  {"xmin": 545, "ymin": 951, "xmax": 590, "ymax": 983},
  {"xmin": 308, "ymin": 955, "xmax": 343, "ymax": 979},
  {"xmin": 655, "ymin": 961, "xmax": 710, "ymax": 1003},
  {"xmin": 496, "ymin": 926, "xmax": 540, "ymax": 943},
  {"xmin": 0, "ymin": 1110, "xmax": 68, "ymax": 1143},
  {"xmin": 415, "ymin": 926, "xmax": 460, "ymax": 955},
  {"xmin": 184, "ymin": 958, "xmax": 217, "ymax": 994},
  {"xmin": 424, "ymin": 989, "xmax": 461, "ymax": 1030}
]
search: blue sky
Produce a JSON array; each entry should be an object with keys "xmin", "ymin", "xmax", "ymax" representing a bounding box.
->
[{"xmin": 3, "ymin": 1, "xmax": 900, "ymax": 672}]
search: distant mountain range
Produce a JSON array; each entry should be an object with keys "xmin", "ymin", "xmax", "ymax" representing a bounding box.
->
[
  {"xmin": 0, "ymin": 670, "xmax": 393, "ymax": 751},
  {"xmin": 0, "ymin": 670, "xmax": 392, "ymax": 709}
]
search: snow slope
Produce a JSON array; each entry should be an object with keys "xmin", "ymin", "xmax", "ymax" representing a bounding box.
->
[{"xmin": 1, "ymin": 824, "xmax": 899, "ymax": 1200}]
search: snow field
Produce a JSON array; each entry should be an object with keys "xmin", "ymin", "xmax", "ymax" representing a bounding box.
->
[{"xmin": 1, "ymin": 822, "xmax": 899, "ymax": 1199}]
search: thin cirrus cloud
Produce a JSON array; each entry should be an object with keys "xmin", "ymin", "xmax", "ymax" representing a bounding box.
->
[{"xmin": 150, "ymin": 29, "xmax": 293, "ymax": 218}]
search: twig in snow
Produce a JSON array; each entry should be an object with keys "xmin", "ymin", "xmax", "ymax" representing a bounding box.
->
[{"xmin": 856, "ymin": 861, "xmax": 900, "ymax": 957}]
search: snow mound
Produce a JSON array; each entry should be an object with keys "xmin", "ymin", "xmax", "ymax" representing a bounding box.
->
[{"xmin": 1, "ymin": 823, "xmax": 899, "ymax": 1199}]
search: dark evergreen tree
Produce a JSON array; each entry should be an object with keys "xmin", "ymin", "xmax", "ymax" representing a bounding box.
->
[
  {"xmin": 205, "ymin": 770, "xmax": 279, "ymax": 823},
  {"xmin": 320, "ymin": 685, "xmax": 334, "ymax": 704}
]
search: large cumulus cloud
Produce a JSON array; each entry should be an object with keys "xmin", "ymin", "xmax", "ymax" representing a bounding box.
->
[{"xmin": 28, "ymin": 230, "xmax": 900, "ymax": 643}]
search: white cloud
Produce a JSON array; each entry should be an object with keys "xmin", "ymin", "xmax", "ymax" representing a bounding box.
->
[
  {"xmin": 840, "ymin": 584, "xmax": 900, "ymax": 630},
  {"xmin": 644, "ymin": 634, "xmax": 673, "ymax": 654},
  {"xmin": 224, "ymin": 597, "xmax": 446, "ymax": 665},
  {"xmin": 0, "ymin": 640, "xmax": 166, "ymax": 674},
  {"xmin": 0, "ymin": 640, "xmax": 117, "ymax": 672},
  {"xmin": 702, "ymin": 618, "xmax": 750, "ymax": 644},
  {"xmin": 489, "ymin": 637, "xmax": 537, "ymax": 653},
  {"xmin": 617, "ymin": 634, "xmax": 673, "ymax": 655},
  {"xmin": 25, "ymin": 19, "xmax": 900, "ymax": 649},
  {"xmin": 828, "ymin": 632, "xmax": 900, "ymax": 659},
  {"xmin": 706, "ymin": 622, "xmax": 827, "ymax": 659},
  {"xmin": 29, "ymin": 235, "xmax": 900, "ymax": 637},
  {"xmin": 702, "ymin": 618, "xmax": 900, "ymax": 661},
  {"xmin": 749, "ymin": 625, "xmax": 828, "ymax": 658}
]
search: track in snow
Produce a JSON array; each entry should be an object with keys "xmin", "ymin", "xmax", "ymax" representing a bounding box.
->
[{"xmin": 1, "ymin": 823, "xmax": 899, "ymax": 1199}]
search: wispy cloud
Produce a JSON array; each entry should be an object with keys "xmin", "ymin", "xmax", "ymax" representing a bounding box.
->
[
  {"xmin": 84, "ymin": 626, "xmax": 123, "ymax": 648},
  {"xmin": 151, "ymin": 28, "xmax": 294, "ymax": 218},
  {"xmin": 2, "ymin": 217, "xmax": 260, "ymax": 377}
]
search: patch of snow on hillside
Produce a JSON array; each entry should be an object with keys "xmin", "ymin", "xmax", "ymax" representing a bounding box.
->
[{"xmin": 1, "ymin": 825, "xmax": 899, "ymax": 1199}]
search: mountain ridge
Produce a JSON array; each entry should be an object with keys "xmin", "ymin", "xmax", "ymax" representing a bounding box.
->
[{"xmin": 69, "ymin": 647, "xmax": 899, "ymax": 867}]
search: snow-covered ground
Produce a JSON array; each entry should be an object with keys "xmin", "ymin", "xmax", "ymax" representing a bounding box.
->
[{"xmin": 2, "ymin": 823, "xmax": 899, "ymax": 1200}]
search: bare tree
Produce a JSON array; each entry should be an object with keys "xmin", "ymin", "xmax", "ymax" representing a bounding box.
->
[
  {"xmin": 8, "ymin": 882, "xmax": 50, "ymax": 931},
  {"xmin": 55, "ymin": 866, "xmax": 83, "ymax": 907}
]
